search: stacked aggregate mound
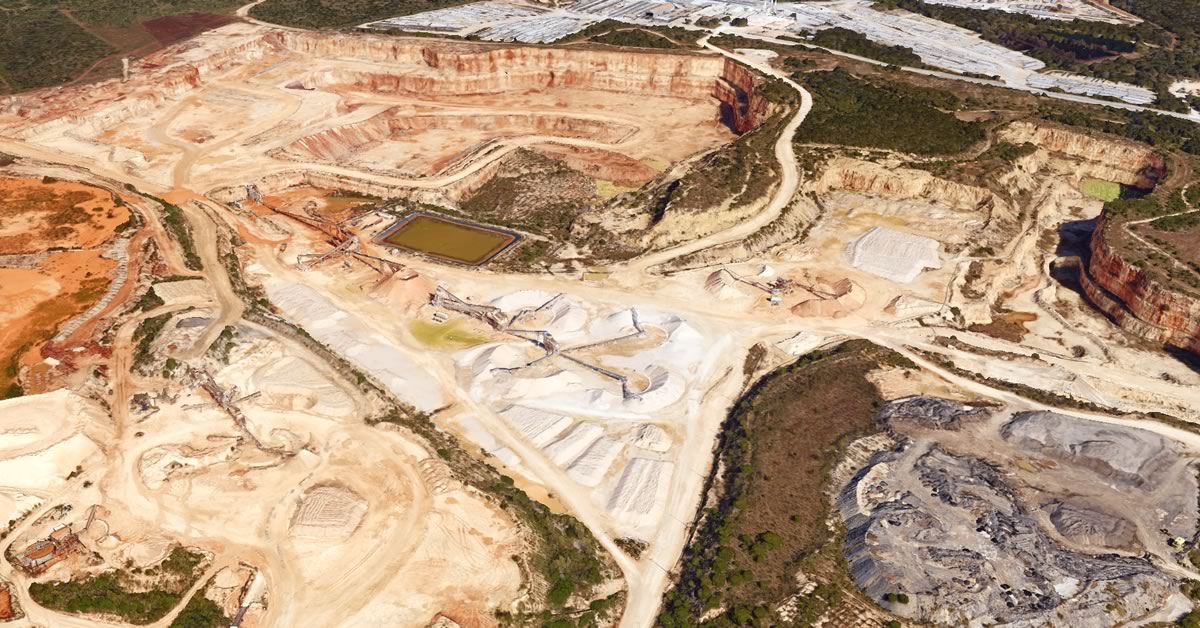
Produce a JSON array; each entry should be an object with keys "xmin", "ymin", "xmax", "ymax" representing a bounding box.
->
[
  {"xmin": 875, "ymin": 395, "xmax": 990, "ymax": 431},
  {"xmin": 839, "ymin": 444, "xmax": 1177, "ymax": 627},
  {"xmin": 789, "ymin": 272, "xmax": 866, "ymax": 318},
  {"xmin": 845, "ymin": 227, "xmax": 942, "ymax": 283},
  {"xmin": 1077, "ymin": 211, "xmax": 1200, "ymax": 357},
  {"xmin": 705, "ymin": 268, "xmax": 748, "ymax": 301},
  {"xmin": 289, "ymin": 484, "xmax": 368, "ymax": 540},
  {"xmin": 1042, "ymin": 501, "xmax": 1139, "ymax": 550}
]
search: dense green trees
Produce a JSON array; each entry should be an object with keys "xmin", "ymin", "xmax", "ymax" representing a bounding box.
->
[
  {"xmin": 250, "ymin": 0, "xmax": 470, "ymax": 29},
  {"xmin": 795, "ymin": 68, "xmax": 984, "ymax": 155},
  {"xmin": 808, "ymin": 27, "xmax": 926, "ymax": 68}
]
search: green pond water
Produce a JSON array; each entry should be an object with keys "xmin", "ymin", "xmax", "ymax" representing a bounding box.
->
[{"xmin": 382, "ymin": 215, "xmax": 515, "ymax": 265}]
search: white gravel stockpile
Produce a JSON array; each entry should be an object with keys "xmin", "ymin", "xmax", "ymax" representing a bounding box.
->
[
  {"xmin": 542, "ymin": 422, "xmax": 623, "ymax": 486},
  {"xmin": 500, "ymin": 406, "xmax": 572, "ymax": 447},
  {"xmin": 627, "ymin": 424, "xmax": 671, "ymax": 452},
  {"xmin": 263, "ymin": 279, "xmax": 444, "ymax": 412},
  {"xmin": 606, "ymin": 457, "xmax": 673, "ymax": 531},
  {"xmin": 846, "ymin": 226, "xmax": 942, "ymax": 283},
  {"xmin": 543, "ymin": 422, "xmax": 604, "ymax": 467},
  {"xmin": 566, "ymin": 436, "xmax": 623, "ymax": 487}
]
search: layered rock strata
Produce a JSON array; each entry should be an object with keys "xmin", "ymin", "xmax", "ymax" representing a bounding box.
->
[{"xmin": 1077, "ymin": 213, "xmax": 1200, "ymax": 356}]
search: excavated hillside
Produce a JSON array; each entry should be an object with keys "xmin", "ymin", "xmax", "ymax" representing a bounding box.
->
[
  {"xmin": 999, "ymin": 122, "xmax": 1166, "ymax": 190},
  {"xmin": 1, "ymin": 24, "xmax": 767, "ymax": 144},
  {"xmin": 1079, "ymin": 212, "xmax": 1200, "ymax": 357}
]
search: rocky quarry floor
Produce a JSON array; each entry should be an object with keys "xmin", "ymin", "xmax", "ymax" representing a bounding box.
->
[{"xmin": 841, "ymin": 397, "xmax": 1199, "ymax": 627}]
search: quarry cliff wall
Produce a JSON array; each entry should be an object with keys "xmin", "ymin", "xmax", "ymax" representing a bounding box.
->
[
  {"xmin": 1079, "ymin": 213, "xmax": 1200, "ymax": 355},
  {"xmin": 285, "ymin": 32, "xmax": 727, "ymax": 100},
  {"xmin": 813, "ymin": 158, "xmax": 999, "ymax": 212},
  {"xmin": 1000, "ymin": 121, "xmax": 1166, "ymax": 189},
  {"xmin": 713, "ymin": 58, "xmax": 769, "ymax": 135}
]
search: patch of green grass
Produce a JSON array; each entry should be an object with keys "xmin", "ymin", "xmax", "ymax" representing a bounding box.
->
[
  {"xmin": 594, "ymin": 180, "xmax": 637, "ymax": 200},
  {"xmin": 409, "ymin": 319, "xmax": 490, "ymax": 349},
  {"xmin": 1081, "ymin": 178, "xmax": 1122, "ymax": 202}
]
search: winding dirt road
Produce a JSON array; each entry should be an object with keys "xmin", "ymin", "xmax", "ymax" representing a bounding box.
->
[{"xmin": 625, "ymin": 36, "xmax": 813, "ymax": 275}]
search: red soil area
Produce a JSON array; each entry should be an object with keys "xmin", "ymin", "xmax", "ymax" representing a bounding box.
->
[
  {"xmin": 0, "ymin": 177, "xmax": 131, "ymax": 396},
  {"xmin": 0, "ymin": 176, "xmax": 129, "ymax": 254},
  {"xmin": 143, "ymin": 13, "xmax": 238, "ymax": 46},
  {"xmin": 0, "ymin": 587, "xmax": 12, "ymax": 620}
]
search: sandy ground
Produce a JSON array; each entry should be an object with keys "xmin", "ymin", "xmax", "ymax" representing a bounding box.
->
[{"xmin": 1, "ymin": 17, "xmax": 1200, "ymax": 628}]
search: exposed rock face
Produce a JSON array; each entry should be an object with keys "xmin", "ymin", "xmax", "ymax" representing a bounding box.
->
[
  {"xmin": 1078, "ymin": 213, "xmax": 1200, "ymax": 355},
  {"xmin": 713, "ymin": 59, "xmax": 769, "ymax": 135},
  {"xmin": 1, "ymin": 24, "xmax": 765, "ymax": 141},
  {"xmin": 813, "ymin": 158, "xmax": 999, "ymax": 213},
  {"xmin": 278, "ymin": 109, "xmax": 637, "ymax": 173},
  {"xmin": 999, "ymin": 121, "xmax": 1166, "ymax": 189},
  {"xmin": 1, "ymin": 26, "xmax": 286, "ymax": 138},
  {"xmin": 286, "ymin": 33, "xmax": 726, "ymax": 100},
  {"xmin": 839, "ymin": 444, "xmax": 1178, "ymax": 627}
]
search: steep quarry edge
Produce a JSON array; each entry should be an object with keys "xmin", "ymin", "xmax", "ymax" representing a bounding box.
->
[{"xmin": 1075, "ymin": 212, "xmax": 1200, "ymax": 356}]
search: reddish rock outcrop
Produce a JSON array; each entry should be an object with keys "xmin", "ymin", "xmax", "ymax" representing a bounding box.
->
[
  {"xmin": 713, "ymin": 58, "xmax": 769, "ymax": 135},
  {"xmin": 1078, "ymin": 213, "xmax": 1200, "ymax": 355}
]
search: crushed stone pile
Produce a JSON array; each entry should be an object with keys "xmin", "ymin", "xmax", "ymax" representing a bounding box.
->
[{"xmin": 845, "ymin": 227, "xmax": 942, "ymax": 283}]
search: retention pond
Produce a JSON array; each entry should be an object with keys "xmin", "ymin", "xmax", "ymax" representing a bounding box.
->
[{"xmin": 378, "ymin": 213, "xmax": 520, "ymax": 265}]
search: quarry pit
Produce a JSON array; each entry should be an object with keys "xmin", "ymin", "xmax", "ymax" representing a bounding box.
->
[{"xmin": 3, "ymin": 11, "xmax": 1200, "ymax": 628}]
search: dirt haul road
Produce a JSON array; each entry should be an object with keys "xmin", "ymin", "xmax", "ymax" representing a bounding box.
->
[{"xmin": 625, "ymin": 36, "xmax": 813, "ymax": 275}]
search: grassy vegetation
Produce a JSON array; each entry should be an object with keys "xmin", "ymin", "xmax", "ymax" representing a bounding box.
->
[
  {"xmin": 567, "ymin": 20, "xmax": 703, "ymax": 49},
  {"xmin": 250, "ymin": 0, "xmax": 471, "ymax": 29},
  {"xmin": 409, "ymin": 319, "xmax": 491, "ymax": 349},
  {"xmin": 666, "ymin": 109, "xmax": 790, "ymax": 214},
  {"xmin": 1081, "ymin": 178, "xmax": 1123, "ymax": 202},
  {"xmin": 206, "ymin": 325, "xmax": 237, "ymax": 364},
  {"xmin": 133, "ymin": 312, "xmax": 173, "ymax": 371},
  {"xmin": 795, "ymin": 67, "xmax": 983, "ymax": 155},
  {"xmin": 1150, "ymin": 210, "xmax": 1200, "ymax": 232},
  {"xmin": 460, "ymin": 150, "xmax": 595, "ymax": 242},
  {"xmin": 168, "ymin": 586, "xmax": 228, "ymax": 628},
  {"xmin": 141, "ymin": 194, "xmax": 203, "ymax": 271},
  {"xmin": 914, "ymin": 140, "xmax": 1037, "ymax": 188},
  {"xmin": 29, "ymin": 547, "xmax": 206, "ymax": 625},
  {"xmin": 1188, "ymin": 185, "xmax": 1200, "ymax": 209},
  {"xmin": 0, "ymin": 1, "xmax": 241, "ymax": 94},
  {"xmin": 659, "ymin": 340, "xmax": 915, "ymax": 627},
  {"xmin": 807, "ymin": 28, "xmax": 926, "ymax": 68},
  {"xmin": 1098, "ymin": 192, "xmax": 1200, "ymax": 297}
]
